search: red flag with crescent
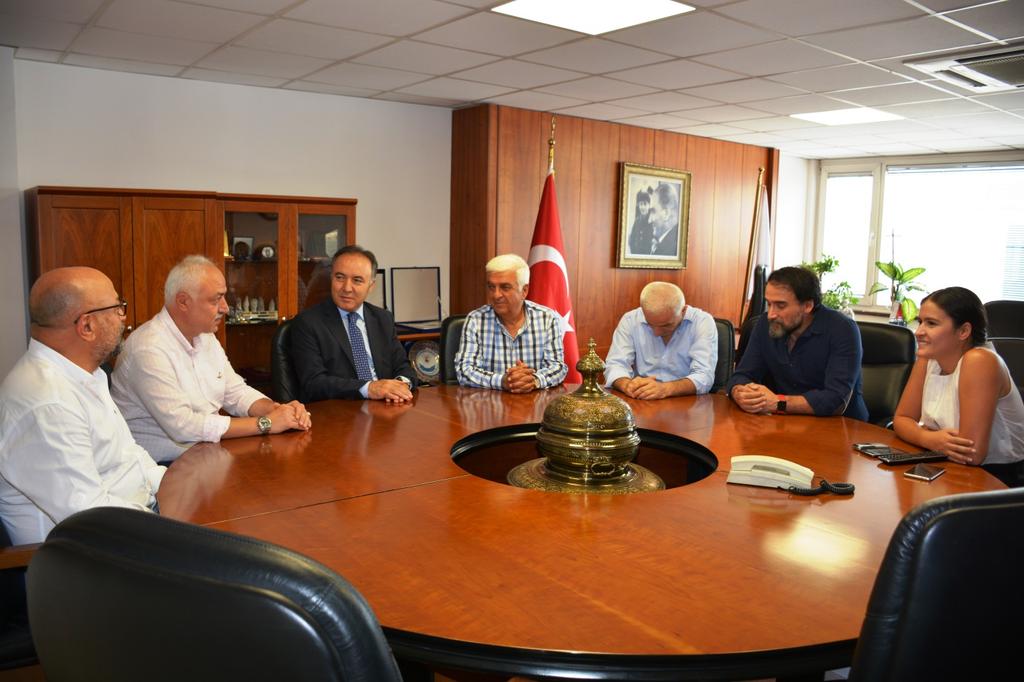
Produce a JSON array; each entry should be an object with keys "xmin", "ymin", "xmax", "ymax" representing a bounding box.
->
[{"xmin": 527, "ymin": 173, "xmax": 581, "ymax": 384}]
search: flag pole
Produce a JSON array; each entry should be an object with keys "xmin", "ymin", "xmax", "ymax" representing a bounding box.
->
[
  {"xmin": 741, "ymin": 167, "xmax": 767, "ymax": 323},
  {"xmin": 548, "ymin": 115, "xmax": 556, "ymax": 175}
]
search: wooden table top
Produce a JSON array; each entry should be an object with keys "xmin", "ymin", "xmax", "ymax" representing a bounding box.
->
[{"xmin": 158, "ymin": 386, "xmax": 1004, "ymax": 679}]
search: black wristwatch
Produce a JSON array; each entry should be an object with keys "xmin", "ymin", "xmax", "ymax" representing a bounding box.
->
[{"xmin": 775, "ymin": 395, "xmax": 787, "ymax": 414}]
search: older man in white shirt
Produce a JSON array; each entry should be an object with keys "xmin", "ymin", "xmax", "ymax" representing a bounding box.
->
[
  {"xmin": 112, "ymin": 255, "xmax": 310, "ymax": 464},
  {"xmin": 0, "ymin": 267, "xmax": 164, "ymax": 545},
  {"xmin": 605, "ymin": 282, "xmax": 718, "ymax": 399}
]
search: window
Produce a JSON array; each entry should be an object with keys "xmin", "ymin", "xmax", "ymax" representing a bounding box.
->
[{"xmin": 816, "ymin": 155, "xmax": 1024, "ymax": 309}]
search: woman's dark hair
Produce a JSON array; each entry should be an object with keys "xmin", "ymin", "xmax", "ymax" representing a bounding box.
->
[
  {"xmin": 921, "ymin": 286, "xmax": 987, "ymax": 346},
  {"xmin": 767, "ymin": 266, "xmax": 821, "ymax": 307}
]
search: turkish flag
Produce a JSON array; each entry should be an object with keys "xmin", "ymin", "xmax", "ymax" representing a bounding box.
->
[{"xmin": 527, "ymin": 173, "xmax": 581, "ymax": 384}]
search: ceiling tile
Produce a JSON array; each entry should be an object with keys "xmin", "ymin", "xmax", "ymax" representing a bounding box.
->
[
  {"xmin": 197, "ymin": 46, "xmax": 331, "ymax": 79},
  {"xmin": 877, "ymin": 128, "xmax": 972, "ymax": 142},
  {"xmin": 929, "ymin": 111, "xmax": 1024, "ymax": 133},
  {"xmin": 744, "ymin": 93, "xmax": 850, "ymax": 115},
  {"xmin": 676, "ymin": 104, "xmax": 771, "ymax": 123},
  {"xmin": 306, "ymin": 62, "xmax": 430, "ymax": 89},
  {"xmin": 181, "ymin": 67, "xmax": 287, "ymax": 87},
  {"xmin": 730, "ymin": 116, "xmax": 820, "ymax": 132},
  {"xmin": 614, "ymin": 113, "xmax": 703, "ymax": 129},
  {"xmin": 176, "ymin": 0, "xmax": 295, "ymax": 13},
  {"xmin": 453, "ymin": 60, "xmax": 584, "ymax": 88},
  {"xmin": 485, "ymin": 90, "xmax": 588, "ymax": 110},
  {"xmin": 96, "ymin": 0, "xmax": 262, "ymax": 43},
  {"xmin": 820, "ymin": 119, "xmax": 936, "ymax": 135},
  {"xmin": 881, "ymin": 97, "xmax": 992, "ymax": 117},
  {"xmin": 719, "ymin": 131, "xmax": 795, "ymax": 145},
  {"xmin": 928, "ymin": 138, "xmax": 1010, "ymax": 151},
  {"xmin": 682, "ymin": 77, "xmax": 806, "ymax": 103},
  {"xmin": 70, "ymin": 27, "xmax": 217, "ymax": 65},
  {"xmin": 973, "ymin": 90, "xmax": 1024, "ymax": 111},
  {"xmin": 802, "ymin": 16, "xmax": 986, "ymax": 61},
  {"xmin": 828, "ymin": 81, "xmax": 956, "ymax": 107},
  {"xmin": 414, "ymin": 12, "xmax": 579, "ymax": 56},
  {"xmin": 354, "ymin": 40, "xmax": 496, "ymax": 75},
  {"xmin": 552, "ymin": 102, "xmax": 650, "ymax": 120},
  {"xmin": 443, "ymin": 0, "xmax": 502, "ymax": 7},
  {"xmin": 668, "ymin": 123, "xmax": 750, "ymax": 136},
  {"xmin": 767, "ymin": 64, "xmax": 911, "ymax": 92},
  {"xmin": 605, "ymin": 11, "xmax": 777, "ymax": 58},
  {"xmin": 64, "ymin": 53, "xmax": 181, "ymax": 76},
  {"xmin": 14, "ymin": 47, "xmax": 62, "ymax": 62},
  {"xmin": 0, "ymin": 0, "xmax": 104, "ymax": 23},
  {"xmin": 917, "ymin": 1, "xmax": 993, "ymax": 11},
  {"xmin": 536, "ymin": 76, "xmax": 656, "ymax": 100},
  {"xmin": 609, "ymin": 59, "xmax": 740, "ymax": 89},
  {"xmin": 715, "ymin": 0, "xmax": 923, "ymax": 37},
  {"xmin": 285, "ymin": 0, "xmax": 472, "ymax": 36},
  {"xmin": 373, "ymin": 92, "xmax": 463, "ymax": 106},
  {"xmin": 946, "ymin": 1, "xmax": 1024, "ymax": 40},
  {"xmin": 282, "ymin": 81, "xmax": 383, "ymax": 97},
  {"xmin": 235, "ymin": 20, "xmax": 393, "ymax": 61},
  {"xmin": 692, "ymin": 39, "xmax": 851, "ymax": 76},
  {"xmin": 522, "ymin": 38, "xmax": 670, "ymax": 73},
  {"xmin": 0, "ymin": 15, "xmax": 82, "ymax": 51},
  {"xmin": 395, "ymin": 77, "xmax": 512, "ymax": 100},
  {"xmin": 605, "ymin": 91, "xmax": 718, "ymax": 113},
  {"xmin": 857, "ymin": 142, "xmax": 937, "ymax": 154}
]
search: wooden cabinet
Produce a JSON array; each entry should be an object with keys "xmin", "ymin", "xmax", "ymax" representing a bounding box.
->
[{"xmin": 28, "ymin": 187, "xmax": 357, "ymax": 388}]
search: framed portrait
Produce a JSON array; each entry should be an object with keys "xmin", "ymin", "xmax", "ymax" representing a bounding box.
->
[
  {"xmin": 231, "ymin": 236, "xmax": 254, "ymax": 261},
  {"xmin": 617, "ymin": 162, "xmax": 691, "ymax": 269}
]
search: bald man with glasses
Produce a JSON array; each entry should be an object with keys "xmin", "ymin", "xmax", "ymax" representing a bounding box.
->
[{"xmin": 0, "ymin": 267, "xmax": 164, "ymax": 545}]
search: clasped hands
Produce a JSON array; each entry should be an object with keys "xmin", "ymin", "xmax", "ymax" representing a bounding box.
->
[
  {"xmin": 502, "ymin": 360, "xmax": 540, "ymax": 393},
  {"xmin": 614, "ymin": 376, "xmax": 674, "ymax": 400},
  {"xmin": 730, "ymin": 383, "xmax": 779, "ymax": 414},
  {"xmin": 368, "ymin": 379, "xmax": 414, "ymax": 403},
  {"xmin": 267, "ymin": 400, "xmax": 313, "ymax": 432}
]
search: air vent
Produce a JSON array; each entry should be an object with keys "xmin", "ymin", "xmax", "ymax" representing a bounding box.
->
[{"xmin": 906, "ymin": 44, "xmax": 1024, "ymax": 93}]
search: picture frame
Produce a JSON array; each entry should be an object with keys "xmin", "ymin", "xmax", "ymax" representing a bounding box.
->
[
  {"xmin": 617, "ymin": 162, "xmax": 691, "ymax": 269},
  {"xmin": 231, "ymin": 236, "xmax": 254, "ymax": 261}
]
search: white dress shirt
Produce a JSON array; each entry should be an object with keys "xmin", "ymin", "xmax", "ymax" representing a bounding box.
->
[
  {"xmin": 0, "ymin": 340, "xmax": 165, "ymax": 545},
  {"xmin": 112, "ymin": 308, "xmax": 267, "ymax": 463},
  {"xmin": 604, "ymin": 306, "xmax": 718, "ymax": 394}
]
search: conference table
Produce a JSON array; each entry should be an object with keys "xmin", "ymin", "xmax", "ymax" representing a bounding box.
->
[{"xmin": 157, "ymin": 385, "xmax": 1004, "ymax": 680}]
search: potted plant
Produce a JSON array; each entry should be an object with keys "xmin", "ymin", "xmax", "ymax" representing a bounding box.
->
[
  {"xmin": 802, "ymin": 254, "xmax": 859, "ymax": 318},
  {"xmin": 868, "ymin": 261, "xmax": 926, "ymax": 325}
]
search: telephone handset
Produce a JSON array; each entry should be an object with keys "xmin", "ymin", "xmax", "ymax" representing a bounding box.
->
[{"xmin": 727, "ymin": 455, "xmax": 855, "ymax": 496}]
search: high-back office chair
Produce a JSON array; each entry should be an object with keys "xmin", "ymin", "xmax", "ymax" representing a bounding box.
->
[
  {"xmin": 711, "ymin": 317, "xmax": 735, "ymax": 393},
  {"xmin": 857, "ymin": 321, "xmax": 916, "ymax": 427},
  {"xmin": 0, "ymin": 524, "xmax": 36, "ymax": 671},
  {"xmin": 27, "ymin": 508, "xmax": 402, "ymax": 682},
  {"xmin": 270, "ymin": 318, "xmax": 299, "ymax": 403},
  {"xmin": 848, "ymin": 487, "xmax": 1024, "ymax": 682},
  {"xmin": 735, "ymin": 313, "xmax": 761, "ymax": 365},
  {"xmin": 990, "ymin": 337, "xmax": 1024, "ymax": 394},
  {"xmin": 440, "ymin": 314, "xmax": 466, "ymax": 385},
  {"xmin": 984, "ymin": 299, "xmax": 1024, "ymax": 339}
]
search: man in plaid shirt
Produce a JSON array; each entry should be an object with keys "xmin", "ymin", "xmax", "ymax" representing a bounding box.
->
[{"xmin": 455, "ymin": 254, "xmax": 568, "ymax": 392}]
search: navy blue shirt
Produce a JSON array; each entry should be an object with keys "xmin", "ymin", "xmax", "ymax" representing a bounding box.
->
[{"xmin": 727, "ymin": 307, "xmax": 868, "ymax": 421}]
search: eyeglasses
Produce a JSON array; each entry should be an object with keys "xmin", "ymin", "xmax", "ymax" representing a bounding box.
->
[{"xmin": 75, "ymin": 299, "xmax": 128, "ymax": 325}]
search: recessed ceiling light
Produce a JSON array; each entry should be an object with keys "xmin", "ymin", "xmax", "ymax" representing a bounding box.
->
[
  {"xmin": 492, "ymin": 0, "xmax": 694, "ymax": 36},
  {"xmin": 790, "ymin": 107, "xmax": 905, "ymax": 125}
]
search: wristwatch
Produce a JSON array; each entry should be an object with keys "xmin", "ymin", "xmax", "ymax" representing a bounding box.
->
[
  {"xmin": 257, "ymin": 416, "xmax": 272, "ymax": 435},
  {"xmin": 775, "ymin": 395, "xmax": 787, "ymax": 414}
]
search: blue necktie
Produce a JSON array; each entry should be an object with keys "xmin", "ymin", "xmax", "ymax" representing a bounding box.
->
[{"xmin": 346, "ymin": 312, "xmax": 375, "ymax": 381}]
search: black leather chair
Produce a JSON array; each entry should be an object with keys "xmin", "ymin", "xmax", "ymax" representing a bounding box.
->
[
  {"xmin": 849, "ymin": 486, "xmax": 1024, "ymax": 682},
  {"xmin": 270, "ymin": 318, "xmax": 299, "ymax": 403},
  {"xmin": 0, "ymin": 524, "xmax": 35, "ymax": 671},
  {"xmin": 711, "ymin": 317, "xmax": 735, "ymax": 393},
  {"xmin": 990, "ymin": 337, "xmax": 1024, "ymax": 394},
  {"xmin": 857, "ymin": 321, "xmax": 916, "ymax": 427},
  {"xmin": 27, "ymin": 508, "xmax": 402, "ymax": 682},
  {"xmin": 735, "ymin": 313, "xmax": 761, "ymax": 365},
  {"xmin": 984, "ymin": 299, "xmax": 1024, "ymax": 339},
  {"xmin": 439, "ymin": 314, "xmax": 466, "ymax": 385}
]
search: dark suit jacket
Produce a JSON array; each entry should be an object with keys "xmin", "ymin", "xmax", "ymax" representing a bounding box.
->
[
  {"xmin": 651, "ymin": 226, "xmax": 679, "ymax": 256},
  {"xmin": 290, "ymin": 300, "xmax": 415, "ymax": 401}
]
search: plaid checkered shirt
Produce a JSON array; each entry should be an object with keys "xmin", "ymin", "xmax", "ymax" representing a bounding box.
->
[{"xmin": 455, "ymin": 300, "xmax": 568, "ymax": 390}]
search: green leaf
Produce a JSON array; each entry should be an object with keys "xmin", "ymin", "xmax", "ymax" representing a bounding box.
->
[
  {"xmin": 868, "ymin": 282, "xmax": 888, "ymax": 295},
  {"xmin": 904, "ymin": 283, "xmax": 927, "ymax": 292},
  {"xmin": 902, "ymin": 298, "xmax": 918, "ymax": 323},
  {"xmin": 876, "ymin": 261, "xmax": 898, "ymax": 279},
  {"xmin": 901, "ymin": 267, "xmax": 926, "ymax": 282}
]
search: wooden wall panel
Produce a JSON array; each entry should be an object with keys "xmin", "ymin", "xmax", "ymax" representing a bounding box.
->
[{"xmin": 450, "ymin": 104, "xmax": 775, "ymax": 358}]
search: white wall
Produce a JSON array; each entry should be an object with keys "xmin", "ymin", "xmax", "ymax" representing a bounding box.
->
[
  {"xmin": 13, "ymin": 60, "xmax": 453, "ymax": 325},
  {"xmin": 0, "ymin": 48, "xmax": 26, "ymax": 377},
  {"xmin": 773, "ymin": 153, "xmax": 817, "ymax": 269}
]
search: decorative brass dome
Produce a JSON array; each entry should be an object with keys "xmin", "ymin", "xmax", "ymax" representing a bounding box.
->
[{"xmin": 508, "ymin": 339, "xmax": 664, "ymax": 494}]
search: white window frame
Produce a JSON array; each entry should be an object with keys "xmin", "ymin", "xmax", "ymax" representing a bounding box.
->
[{"xmin": 814, "ymin": 150, "xmax": 1024, "ymax": 314}]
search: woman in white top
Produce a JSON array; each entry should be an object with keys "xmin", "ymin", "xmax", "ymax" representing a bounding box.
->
[{"xmin": 894, "ymin": 286, "xmax": 1024, "ymax": 487}]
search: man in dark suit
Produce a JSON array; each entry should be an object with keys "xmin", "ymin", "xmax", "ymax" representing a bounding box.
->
[{"xmin": 290, "ymin": 245, "xmax": 415, "ymax": 403}]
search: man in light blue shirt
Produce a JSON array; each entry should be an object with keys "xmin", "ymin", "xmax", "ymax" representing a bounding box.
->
[{"xmin": 604, "ymin": 282, "xmax": 718, "ymax": 399}]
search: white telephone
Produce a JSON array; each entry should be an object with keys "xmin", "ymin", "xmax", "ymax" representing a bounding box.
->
[{"xmin": 727, "ymin": 455, "xmax": 814, "ymax": 490}]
